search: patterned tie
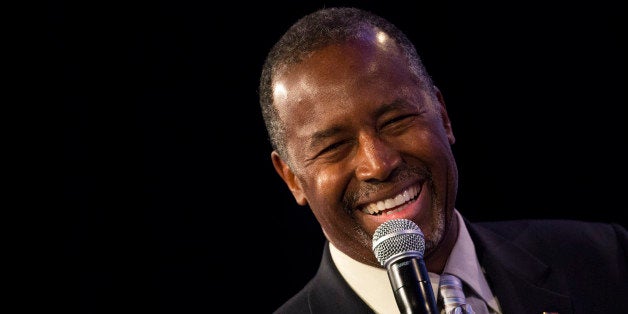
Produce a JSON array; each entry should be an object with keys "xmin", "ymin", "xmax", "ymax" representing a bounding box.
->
[{"xmin": 439, "ymin": 274, "xmax": 475, "ymax": 314}]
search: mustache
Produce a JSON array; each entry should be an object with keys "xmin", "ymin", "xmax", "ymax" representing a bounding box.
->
[{"xmin": 342, "ymin": 164, "xmax": 431, "ymax": 213}]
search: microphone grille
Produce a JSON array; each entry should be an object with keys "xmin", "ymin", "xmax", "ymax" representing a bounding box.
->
[{"xmin": 372, "ymin": 219, "xmax": 425, "ymax": 266}]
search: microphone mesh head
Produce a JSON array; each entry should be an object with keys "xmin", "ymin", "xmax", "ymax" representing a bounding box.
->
[{"xmin": 372, "ymin": 219, "xmax": 425, "ymax": 266}]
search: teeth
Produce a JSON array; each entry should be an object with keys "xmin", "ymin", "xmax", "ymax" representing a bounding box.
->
[{"xmin": 362, "ymin": 185, "xmax": 419, "ymax": 215}]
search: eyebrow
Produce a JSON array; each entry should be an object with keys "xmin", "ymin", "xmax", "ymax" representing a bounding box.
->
[{"xmin": 373, "ymin": 99, "xmax": 412, "ymax": 117}]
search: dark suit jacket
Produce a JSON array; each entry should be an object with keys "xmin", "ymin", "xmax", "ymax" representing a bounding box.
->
[{"xmin": 274, "ymin": 219, "xmax": 628, "ymax": 314}]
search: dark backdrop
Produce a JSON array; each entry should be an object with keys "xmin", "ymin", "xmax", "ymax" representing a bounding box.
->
[{"xmin": 56, "ymin": 0, "xmax": 626, "ymax": 312}]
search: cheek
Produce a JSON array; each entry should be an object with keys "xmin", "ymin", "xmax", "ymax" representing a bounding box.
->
[
  {"xmin": 408, "ymin": 126, "xmax": 452, "ymax": 156},
  {"xmin": 413, "ymin": 129, "xmax": 457, "ymax": 187},
  {"xmin": 310, "ymin": 165, "xmax": 346, "ymax": 200},
  {"xmin": 299, "ymin": 163, "xmax": 352, "ymax": 215}
]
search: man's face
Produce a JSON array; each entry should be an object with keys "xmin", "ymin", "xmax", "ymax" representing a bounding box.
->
[{"xmin": 270, "ymin": 33, "xmax": 458, "ymax": 267}]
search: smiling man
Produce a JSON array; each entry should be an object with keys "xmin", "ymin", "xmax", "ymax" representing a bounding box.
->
[{"xmin": 258, "ymin": 7, "xmax": 628, "ymax": 314}]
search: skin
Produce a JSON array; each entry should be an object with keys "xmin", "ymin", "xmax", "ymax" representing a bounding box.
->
[{"xmin": 270, "ymin": 28, "xmax": 460, "ymax": 273}]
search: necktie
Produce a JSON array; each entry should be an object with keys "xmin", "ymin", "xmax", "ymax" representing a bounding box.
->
[{"xmin": 439, "ymin": 274, "xmax": 475, "ymax": 314}]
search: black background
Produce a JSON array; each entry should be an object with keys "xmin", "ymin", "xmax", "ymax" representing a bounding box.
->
[{"xmin": 56, "ymin": 0, "xmax": 626, "ymax": 313}]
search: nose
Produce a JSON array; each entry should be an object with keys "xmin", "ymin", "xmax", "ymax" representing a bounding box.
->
[{"xmin": 354, "ymin": 133, "xmax": 402, "ymax": 182}]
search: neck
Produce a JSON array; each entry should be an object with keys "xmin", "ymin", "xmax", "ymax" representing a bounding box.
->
[{"xmin": 424, "ymin": 212, "xmax": 459, "ymax": 273}]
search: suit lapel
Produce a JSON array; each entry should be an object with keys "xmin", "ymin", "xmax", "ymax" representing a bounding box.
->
[
  {"xmin": 308, "ymin": 241, "xmax": 375, "ymax": 313},
  {"xmin": 466, "ymin": 220, "xmax": 573, "ymax": 314}
]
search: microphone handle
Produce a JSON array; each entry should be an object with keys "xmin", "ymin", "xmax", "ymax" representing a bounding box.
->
[{"xmin": 387, "ymin": 255, "xmax": 438, "ymax": 314}]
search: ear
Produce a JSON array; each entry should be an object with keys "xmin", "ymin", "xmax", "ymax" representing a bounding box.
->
[
  {"xmin": 271, "ymin": 151, "xmax": 308, "ymax": 206},
  {"xmin": 434, "ymin": 86, "xmax": 456, "ymax": 145}
]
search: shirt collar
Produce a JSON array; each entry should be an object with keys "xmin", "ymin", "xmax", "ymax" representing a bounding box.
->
[
  {"xmin": 329, "ymin": 240, "xmax": 398, "ymax": 313},
  {"xmin": 441, "ymin": 210, "xmax": 500, "ymax": 312}
]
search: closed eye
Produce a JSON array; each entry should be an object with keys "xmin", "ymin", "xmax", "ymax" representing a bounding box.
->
[
  {"xmin": 316, "ymin": 139, "xmax": 352, "ymax": 158},
  {"xmin": 380, "ymin": 114, "xmax": 419, "ymax": 133}
]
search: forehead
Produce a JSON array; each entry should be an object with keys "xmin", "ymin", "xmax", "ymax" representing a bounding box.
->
[{"xmin": 272, "ymin": 37, "xmax": 416, "ymax": 109}]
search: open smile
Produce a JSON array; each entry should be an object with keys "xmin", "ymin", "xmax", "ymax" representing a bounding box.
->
[{"xmin": 360, "ymin": 185, "xmax": 420, "ymax": 215}]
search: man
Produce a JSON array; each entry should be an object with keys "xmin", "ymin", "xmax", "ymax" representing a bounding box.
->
[{"xmin": 258, "ymin": 6, "xmax": 627, "ymax": 314}]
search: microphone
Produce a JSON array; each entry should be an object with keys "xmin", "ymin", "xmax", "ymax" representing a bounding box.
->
[{"xmin": 372, "ymin": 218, "xmax": 438, "ymax": 314}]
